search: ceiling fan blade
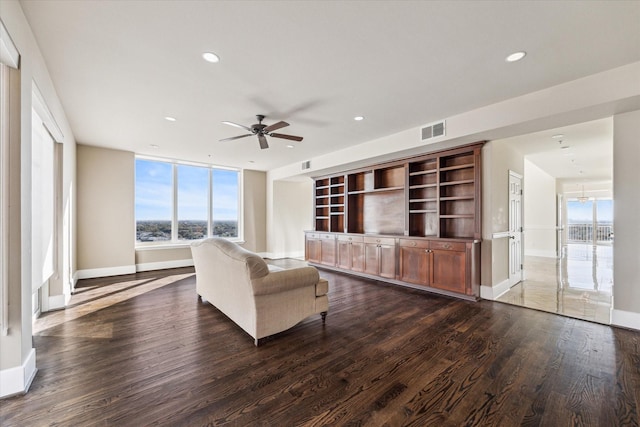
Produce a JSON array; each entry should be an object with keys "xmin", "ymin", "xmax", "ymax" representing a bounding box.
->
[
  {"xmin": 222, "ymin": 121, "xmax": 253, "ymax": 133},
  {"xmin": 263, "ymin": 120, "xmax": 289, "ymax": 132},
  {"xmin": 270, "ymin": 133, "xmax": 303, "ymax": 142},
  {"xmin": 219, "ymin": 134, "xmax": 252, "ymax": 142},
  {"xmin": 258, "ymin": 135, "xmax": 269, "ymax": 149}
]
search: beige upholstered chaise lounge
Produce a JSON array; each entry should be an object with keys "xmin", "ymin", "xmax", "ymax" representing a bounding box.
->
[{"xmin": 190, "ymin": 238, "xmax": 329, "ymax": 345}]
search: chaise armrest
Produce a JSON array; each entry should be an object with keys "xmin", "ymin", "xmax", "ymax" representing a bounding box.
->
[{"xmin": 252, "ymin": 267, "xmax": 320, "ymax": 296}]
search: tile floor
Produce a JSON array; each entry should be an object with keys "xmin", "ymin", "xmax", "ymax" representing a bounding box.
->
[{"xmin": 497, "ymin": 244, "xmax": 613, "ymax": 324}]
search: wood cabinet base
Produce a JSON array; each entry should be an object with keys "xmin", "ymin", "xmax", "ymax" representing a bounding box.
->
[{"xmin": 305, "ymin": 232, "xmax": 480, "ymax": 300}]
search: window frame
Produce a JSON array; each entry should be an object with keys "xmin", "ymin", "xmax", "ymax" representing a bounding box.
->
[{"xmin": 135, "ymin": 155, "xmax": 243, "ymax": 248}]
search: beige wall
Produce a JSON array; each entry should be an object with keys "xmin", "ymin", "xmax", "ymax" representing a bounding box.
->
[
  {"xmin": 77, "ymin": 145, "xmax": 135, "ymax": 273},
  {"xmin": 267, "ymin": 178, "xmax": 313, "ymax": 258},
  {"xmin": 75, "ymin": 153, "xmax": 267, "ymax": 270},
  {"xmin": 481, "ymin": 140, "xmax": 524, "ymax": 290},
  {"xmin": 0, "ymin": 0, "xmax": 77, "ymax": 391},
  {"xmin": 242, "ymin": 169, "xmax": 266, "ymax": 253},
  {"xmin": 613, "ymin": 110, "xmax": 640, "ymax": 324},
  {"xmin": 524, "ymin": 159, "xmax": 557, "ymax": 258}
]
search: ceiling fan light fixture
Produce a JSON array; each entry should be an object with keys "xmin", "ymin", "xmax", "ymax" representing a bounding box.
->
[
  {"xmin": 202, "ymin": 52, "xmax": 220, "ymax": 63},
  {"xmin": 506, "ymin": 51, "xmax": 526, "ymax": 62}
]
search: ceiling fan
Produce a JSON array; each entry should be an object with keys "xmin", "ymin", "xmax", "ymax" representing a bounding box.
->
[{"xmin": 220, "ymin": 114, "xmax": 303, "ymax": 149}]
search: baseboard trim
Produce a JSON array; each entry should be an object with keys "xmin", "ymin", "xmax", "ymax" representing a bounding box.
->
[
  {"xmin": 47, "ymin": 294, "xmax": 67, "ymax": 311},
  {"xmin": 612, "ymin": 309, "xmax": 640, "ymax": 331},
  {"xmin": 480, "ymin": 279, "xmax": 511, "ymax": 300},
  {"xmin": 76, "ymin": 265, "xmax": 136, "ymax": 280},
  {"xmin": 0, "ymin": 348, "xmax": 37, "ymax": 398},
  {"xmin": 136, "ymin": 259, "xmax": 194, "ymax": 272},
  {"xmin": 524, "ymin": 249, "xmax": 557, "ymax": 258}
]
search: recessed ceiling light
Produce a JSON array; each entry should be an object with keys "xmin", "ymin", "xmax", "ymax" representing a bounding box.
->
[
  {"xmin": 202, "ymin": 52, "xmax": 220, "ymax": 63},
  {"xmin": 505, "ymin": 51, "xmax": 526, "ymax": 62},
  {"xmin": 150, "ymin": 144, "xmax": 159, "ymax": 149},
  {"xmin": 354, "ymin": 116, "xmax": 364, "ymax": 121},
  {"xmin": 286, "ymin": 144, "xmax": 294, "ymax": 149},
  {"xmin": 552, "ymin": 134, "xmax": 564, "ymax": 139},
  {"xmin": 560, "ymin": 146, "xmax": 571, "ymax": 150},
  {"xmin": 164, "ymin": 116, "xmax": 176, "ymax": 122},
  {"xmin": 248, "ymin": 160, "xmax": 255, "ymax": 163}
]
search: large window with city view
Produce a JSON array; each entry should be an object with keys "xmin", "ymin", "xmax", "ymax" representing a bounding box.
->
[{"xmin": 135, "ymin": 158, "xmax": 240, "ymax": 243}]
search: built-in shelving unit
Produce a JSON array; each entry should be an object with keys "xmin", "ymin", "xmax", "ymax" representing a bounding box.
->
[
  {"xmin": 315, "ymin": 175, "xmax": 345, "ymax": 232},
  {"xmin": 307, "ymin": 142, "xmax": 483, "ymax": 299}
]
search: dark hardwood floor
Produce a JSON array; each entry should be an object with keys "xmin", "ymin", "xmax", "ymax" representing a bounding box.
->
[{"xmin": 1, "ymin": 262, "xmax": 638, "ymax": 426}]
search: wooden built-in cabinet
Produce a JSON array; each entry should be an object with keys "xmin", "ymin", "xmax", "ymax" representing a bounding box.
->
[
  {"xmin": 363, "ymin": 236, "xmax": 396, "ymax": 279},
  {"xmin": 306, "ymin": 143, "xmax": 483, "ymax": 299},
  {"xmin": 337, "ymin": 235, "xmax": 364, "ymax": 272}
]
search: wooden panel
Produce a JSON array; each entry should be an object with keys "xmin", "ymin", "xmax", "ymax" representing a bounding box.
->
[
  {"xmin": 336, "ymin": 239, "xmax": 351, "ymax": 269},
  {"xmin": 364, "ymin": 243, "xmax": 379, "ymax": 276},
  {"xmin": 429, "ymin": 241, "xmax": 466, "ymax": 251},
  {"xmin": 347, "ymin": 194, "xmax": 364, "ymax": 234},
  {"xmin": 430, "ymin": 248, "xmax": 466, "ymax": 294},
  {"xmin": 398, "ymin": 246, "xmax": 430, "ymax": 285},
  {"xmin": 374, "ymin": 165, "xmax": 405, "ymax": 189},
  {"xmin": 363, "ymin": 191, "xmax": 404, "ymax": 235},
  {"xmin": 320, "ymin": 234, "xmax": 336, "ymax": 266},
  {"xmin": 351, "ymin": 241, "xmax": 365, "ymax": 272},
  {"xmin": 378, "ymin": 243, "xmax": 396, "ymax": 279},
  {"xmin": 306, "ymin": 236, "xmax": 321, "ymax": 263},
  {"xmin": 399, "ymin": 238, "xmax": 430, "ymax": 249}
]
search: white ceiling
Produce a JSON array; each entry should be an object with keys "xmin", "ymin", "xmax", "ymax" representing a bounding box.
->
[
  {"xmin": 19, "ymin": 0, "xmax": 640, "ymax": 172},
  {"xmin": 502, "ymin": 118, "xmax": 613, "ymax": 182}
]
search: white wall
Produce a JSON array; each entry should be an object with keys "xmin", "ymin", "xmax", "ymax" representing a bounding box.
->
[
  {"xmin": 524, "ymin": 159, "xmax": 557, "ymax": 258},
  {"xmin": 0, "ymin": 0, "xmax": 77, "ymax": 397},
  {"xmin": 612, "ymin": 110, "xmax": 640, "ymax": 329}
]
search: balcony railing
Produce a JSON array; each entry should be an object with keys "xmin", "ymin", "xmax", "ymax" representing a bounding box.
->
[{"xmin": 567, "ymin": 223, "xmax": 613, "ymax": 243}]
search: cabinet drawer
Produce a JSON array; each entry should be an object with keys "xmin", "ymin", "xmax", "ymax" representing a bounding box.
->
[
  {"xmin": 430, "ymin": 241, "xmax": 466, "ymax": 251},
  {"xmin": 337, "ymin": 234, "xmax": 364, "ymax": 243},
  {"xmin": 399, "ymin": 238, "xmax": 430, "ymax": 249},
  {"xmin": 319, "ymin": 233, "xmax": 335, "ymax": 240},
  {"xmin": 363, "ymin": 236, "xmax": 395, "ymax": 246},
  {"xmin": 306, "ymin": 232, "xmax": 320, "ymax": 239}
]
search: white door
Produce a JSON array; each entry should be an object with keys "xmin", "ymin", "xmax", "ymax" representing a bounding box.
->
[{"xmin": 508, "ymin": 171, "xmax": 523, "ymax": 287}]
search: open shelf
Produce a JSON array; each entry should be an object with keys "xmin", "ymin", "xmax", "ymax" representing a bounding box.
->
[{"xmin": 313, "ymin": 143, "xmax": 481, "ymax": 239}]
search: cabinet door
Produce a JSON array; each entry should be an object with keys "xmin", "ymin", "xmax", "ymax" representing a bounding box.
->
[
  {"xmin": 337, "ymin": 239, "xmax": 351, "ymax": 269},
  {"xmin": 431, "ymin": 249, "xmax": 466, "ymax": 294},
  {"xmin": 399, "ymin": 246, "xmax": 430, "ymax": 285},
  {"xmin": 378, "ymin": 244, "xmax": 396, "ymax": 279},
  {"xmin": 364, "ymin": 243, "xmax": 379, "ymax": 275},
  {"xmin": 320, "ymin": 235, "xmax": 336, "ymax": 266},
  {"xmin": 306, "ymin": 237, "xmax": 322, "ymax": 263},
  {"xmin": 351, "ymin": 242, "xmax": 365, "ymax": 272}
]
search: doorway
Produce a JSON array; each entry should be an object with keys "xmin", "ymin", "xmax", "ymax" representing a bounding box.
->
[{"xmin": 495, "ymin": 118, "xmax": 614, "ymax": 325}]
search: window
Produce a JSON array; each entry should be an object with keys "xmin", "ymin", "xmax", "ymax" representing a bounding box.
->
[
  {"xmin": 135, "ymin": 158, "xmax": 241, "ymax": 244},
  {"xmin": 212, "ymin": 169, "xmax": 239, "ymax": 238}
]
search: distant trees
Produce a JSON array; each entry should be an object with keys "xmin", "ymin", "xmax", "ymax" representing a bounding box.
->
[{"xmin": 136, "ymin": 220, "xmax": 238, "ymax": 241}]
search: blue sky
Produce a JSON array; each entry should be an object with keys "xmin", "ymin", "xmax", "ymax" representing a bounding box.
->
[
  {"xmin": 135, "ymin": 159, "xmax": 238, "ymax": 221},
  {"xmin": 567, "ymin": 199, "xmax": 613, "ymax": 223}
]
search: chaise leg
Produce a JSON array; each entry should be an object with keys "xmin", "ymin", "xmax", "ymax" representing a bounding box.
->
[{"xmin": 321, "ymin": 311, "xmax": 327, "ymax": 324}]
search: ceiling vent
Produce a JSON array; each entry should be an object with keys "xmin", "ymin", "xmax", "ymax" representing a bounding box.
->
[
  {"xmin": 301, "ymin": 160, "xmax": 311, "ymax": 170},
  {"xmin": 421, "ymin": 120, "xmax": 446, "ymax": 142}
]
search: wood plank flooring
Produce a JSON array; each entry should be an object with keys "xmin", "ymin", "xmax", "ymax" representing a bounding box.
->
[{"xmin": 1, "ymin": 263, "xmax": 638, "ymax": 426}]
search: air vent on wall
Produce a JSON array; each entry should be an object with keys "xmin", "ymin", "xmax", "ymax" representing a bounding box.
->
[
  {"xmin": 421, "ymin": 120, "xmax": 446, "ymax": 142},
  {"xmin": 301, "ymin": 160, "xmax": 311, "ymax": 170}
]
